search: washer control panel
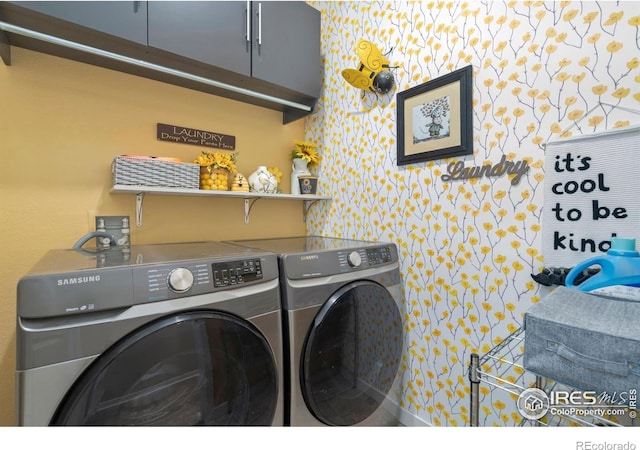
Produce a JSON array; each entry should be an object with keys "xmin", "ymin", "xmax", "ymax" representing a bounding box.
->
[
  {"xmin": 347, "ymin": 251, "xmax": 362, "ymax": 267},
  {"xmin": 211, "ymin": 258, "xmax": 262, "ymax": 288},
  {"xmin": 21, "ymin": 245, "xmax": 278, "ymax": 319},
  {"xmin": 135, "ymin": 257, "xmax": 265, "ymax": 302},
  {"xmin": 168, "ymin": 267, "xmax": 195, "ymax": 293}
]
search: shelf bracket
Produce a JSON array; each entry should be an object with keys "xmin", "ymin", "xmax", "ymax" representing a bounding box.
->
[
  {"xmin": 135, "ymin": 192, "xmax": 144, "ymax": 227},
  {"xmin": 244, "ymin": 198, "xmax": 260, "ymax": 224},
  {"xmin": 302, "ymin": 199, "xmax": 321, "ymax": 222}
]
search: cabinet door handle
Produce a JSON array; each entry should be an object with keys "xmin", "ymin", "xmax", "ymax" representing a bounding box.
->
[
  {"xmin": 257, "ymin": 2, "xmax": 262, "ymax": 46},
  {"xmin": 245, "ymin": 0, "xmax": 251, "ymax": 43}
]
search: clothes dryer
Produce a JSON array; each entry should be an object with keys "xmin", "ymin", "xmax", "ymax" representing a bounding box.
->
[
  {"xmin": 16, "ymin": 241, "xmax": 283, "ymax": 426},
  {"xmin": 229, "ymin": 236, "xmax": 404, "ymax": 426}
]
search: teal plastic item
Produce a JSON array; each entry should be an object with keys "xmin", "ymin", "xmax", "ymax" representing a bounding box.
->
[{"xmin": 565, "ymin": 237, "xmax": 640, "ymax": 291}]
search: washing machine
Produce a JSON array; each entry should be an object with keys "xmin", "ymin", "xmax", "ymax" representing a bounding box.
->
[
  {"xmin": 16, "ymin": 241, "xmax": 284, "ymax": 426},
  {"xmin": 229, "ymin": 236, "xmax": 404, "ymax": 426}
]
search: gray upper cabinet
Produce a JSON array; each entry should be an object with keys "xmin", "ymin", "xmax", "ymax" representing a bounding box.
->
[
  {"xmin": 251, "ymin": 2, "xmax": 321, "ymax": 98},
  {"xmin": 0, "ymin": 1, "xmax": 321, "ymax": 122},
  {"xmin": 8, "ymin": 1, "xmax": 148, "ymax": 45},
  {"xmin": 148, "ymin": 1, "xmax": 321, "ymax": 99},
  {"xmin": 148, "ymin": 2, "xmax": 251, "ymax": 77}
]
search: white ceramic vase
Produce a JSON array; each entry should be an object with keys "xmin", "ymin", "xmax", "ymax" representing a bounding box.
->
[
  {"xmin": 248, "ymin": 166, "xmax": 278, "ymax": 193},
  {"xmin": 291, "ymin": 158, "xmax": 311, "ymax": 195}
]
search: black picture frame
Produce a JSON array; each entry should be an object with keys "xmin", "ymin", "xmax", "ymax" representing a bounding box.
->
[{"xmin": 396, "ymin": 65, "xmax": 473, "ymax": 165}]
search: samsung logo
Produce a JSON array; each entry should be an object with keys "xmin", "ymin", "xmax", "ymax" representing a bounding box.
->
[
  {"xmin": 57, "ymin": 275, "xmax": 101, "ymax": 286},
  {"xmin": 300, "ymin": 255, "xmax": 319, "ymax": 261}
]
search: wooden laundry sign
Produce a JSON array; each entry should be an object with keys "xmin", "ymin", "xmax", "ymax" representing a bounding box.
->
[
  {"xmin": 157, "ymin": 123, "xmax": 236, "ymax": 150},
  {"xmin": 542, "ymin": 126, "xmax": 640, "ymax": 267}
]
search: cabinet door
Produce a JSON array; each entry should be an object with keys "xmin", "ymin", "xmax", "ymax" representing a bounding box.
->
[
  {"xmin": 252, "ymin": 2, "xmax": 321, "ymax": 98},
  {"xmin": 148, "ymin": 1, "xmax": 251, "ymax": 77},
  {"xmin": 8, "ymin": 1, "xmax": 147, "ymax": 45}
]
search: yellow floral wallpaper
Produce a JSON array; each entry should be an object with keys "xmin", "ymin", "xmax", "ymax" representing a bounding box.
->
[{"xmin": 305, "ymin": 1, "xmax": 640, "ymax": 426}]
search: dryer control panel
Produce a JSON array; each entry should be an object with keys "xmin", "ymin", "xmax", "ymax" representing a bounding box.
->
[
  {"xmin": 337, "ymin": 246, "xmax": 393, "ymax": 270},
  {"xmin": 366, "ymin": 246, "xmax": 393, "ymax": 266},
  {"xmin": 285, "ymin": 245, "xmax": 398, "ymax": 279}
]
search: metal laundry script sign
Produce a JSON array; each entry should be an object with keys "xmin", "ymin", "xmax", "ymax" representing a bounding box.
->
[
  {"xmin": 157, "ymin": 123, "xmax": 236, "ymax": 150},
  {"xmin": 440, "ymin": 155, "xmax": 530, "ymax": 186}
]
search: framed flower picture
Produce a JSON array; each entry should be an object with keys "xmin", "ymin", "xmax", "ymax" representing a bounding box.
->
[{"xmin": 396, "ymin": 65, "xmax": 473, "ymax": 165}]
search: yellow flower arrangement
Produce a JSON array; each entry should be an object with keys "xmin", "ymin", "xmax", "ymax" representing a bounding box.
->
[
  {"xmin": 267, "ymin": 167, "xmax": 282, "ymax": 184},
  {"xmin": 194, "ymin": 151, "xmax": 238, "ymax": 173},
  {"xmin": 291, "ymin": 139, "xmax": 320, "ymax": 171}
]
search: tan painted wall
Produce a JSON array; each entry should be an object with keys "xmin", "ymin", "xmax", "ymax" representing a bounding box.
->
[{"xmin": 0, "ymin": 47, "xmax": 309, "ymax": 425}]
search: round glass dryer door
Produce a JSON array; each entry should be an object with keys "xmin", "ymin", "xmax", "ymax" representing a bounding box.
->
[
  {"xmin": 301, "ymin": 280, "xmax": 403, "ymax": 426},
  {"xmin": 51, "ymin": 311, "xmax": 278, "ymax": 426}
]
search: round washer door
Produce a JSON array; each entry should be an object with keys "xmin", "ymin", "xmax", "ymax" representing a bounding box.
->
[
  {"xmin": 51, "ymin": 310, "xmax": 278, "ymax": 426},
  {"xmin": 301, "ymin": 280, "xmax": 403, "ymax": 426}
]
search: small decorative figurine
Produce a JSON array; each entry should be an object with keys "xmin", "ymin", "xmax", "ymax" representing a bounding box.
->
[{"xmin": 231, "ymin": 173, "xmax": 250, "ymax": 192}]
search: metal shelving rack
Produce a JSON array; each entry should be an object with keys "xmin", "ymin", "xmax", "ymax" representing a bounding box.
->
[{"xmin": 468, "ymin": 327, "xmax": 635, "ymax": 427}]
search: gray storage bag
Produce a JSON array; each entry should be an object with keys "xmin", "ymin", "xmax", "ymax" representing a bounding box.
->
[{"xmin": 524, "ymin": 286, "xmax": 640, "ymax": 400}]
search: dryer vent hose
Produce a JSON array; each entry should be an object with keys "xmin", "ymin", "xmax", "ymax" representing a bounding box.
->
[{"xmin": 73, "ymin": 231, "xmax": 117, "ymax": 249}]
